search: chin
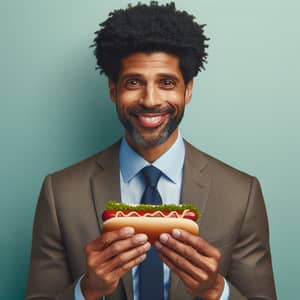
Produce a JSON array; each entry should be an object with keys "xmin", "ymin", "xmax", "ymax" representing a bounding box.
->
[{"xmin": 131, "ymin": 126, "xmax": 174, "ymax": 147}]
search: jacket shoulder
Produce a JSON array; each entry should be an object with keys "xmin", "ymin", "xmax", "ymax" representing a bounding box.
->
[
  {"xmin": 49, "ymin": 141, "xmax": 120, "ymax": 184},
  {"xmin": 184, "ymin": 139, "xmax": 255, "ymax": 183}
]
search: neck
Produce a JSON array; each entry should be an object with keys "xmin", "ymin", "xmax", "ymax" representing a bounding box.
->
[{"xmin": 125, "ymin": 129, "xmax": 179, "ymax": 163}]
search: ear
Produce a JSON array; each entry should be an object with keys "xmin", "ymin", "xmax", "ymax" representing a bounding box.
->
[
  {"xmin": 108, "ymin": 79, "xmax": 117, "ymax": 102},
  {"xmin": 184, "ymin": 79, "xmax": 194, "ymax": 104}
]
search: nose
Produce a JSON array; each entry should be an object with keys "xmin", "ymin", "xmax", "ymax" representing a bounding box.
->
[{"xmin": 139, "ymin": 83, "xmax": 161, "ymax": 107}]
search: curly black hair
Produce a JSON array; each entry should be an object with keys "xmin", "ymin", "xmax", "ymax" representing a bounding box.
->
[{"xmin": 92, "ymin": 1, "xmax": 209, "ymax": 83}]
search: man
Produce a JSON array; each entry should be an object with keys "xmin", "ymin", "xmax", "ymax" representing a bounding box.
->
[{"xmin": 26, "ymin": 2, "xmax": 277, "ymax": 300}]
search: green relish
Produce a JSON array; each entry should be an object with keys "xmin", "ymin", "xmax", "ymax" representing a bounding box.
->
[{"xmin": 105, "ymin": 200, "xmax": 201, "ymax": 221}]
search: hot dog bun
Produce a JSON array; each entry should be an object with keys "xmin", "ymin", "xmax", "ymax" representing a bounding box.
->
[{"xmin": 103, "ymin": 216, "xmax": 199, "ymax": 243}]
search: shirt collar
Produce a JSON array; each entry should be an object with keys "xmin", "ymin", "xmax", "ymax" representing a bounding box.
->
[{"xmin": 119, "ymin": 132, "xmax": 185, "ymax": 184}]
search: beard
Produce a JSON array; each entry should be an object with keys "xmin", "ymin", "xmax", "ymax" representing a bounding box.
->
[{"xmin": 116, "ymin": 103, "xmax": 185, "ymax": 147}]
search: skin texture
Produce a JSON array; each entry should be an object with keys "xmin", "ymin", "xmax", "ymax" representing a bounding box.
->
[
  {"xmin": 82, "ymin": 52, "xmax": 224, "ymax": 300},
  {"xmin": 156, "ymin": 229, "xmax": 224, "ymax": 300},
  {"xmin": 81, "ymin": 227, "xmax": 151, "ymax": 299},
  {"xmin": 109, "ymin": 51, "xmax": 193, "ymax": 162}
]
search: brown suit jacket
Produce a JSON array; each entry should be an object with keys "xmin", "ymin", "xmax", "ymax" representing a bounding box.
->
[{"xmin": 26, "ymin": 140, "xmax": 277, "ymax": 299}]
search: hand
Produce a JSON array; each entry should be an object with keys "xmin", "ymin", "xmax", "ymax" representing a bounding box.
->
[
  {"xmin": 81, "ymin": 227, "xmax": 151, "ymax": 300},
  {"xmin": 155, "ymin": 229, "xmax": 224, "ymax": 300}
]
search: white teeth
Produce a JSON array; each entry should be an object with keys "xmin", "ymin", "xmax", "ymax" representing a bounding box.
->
[{"xmin": 140, "ymin": 116, "xmax": 162, "ymax": 123}]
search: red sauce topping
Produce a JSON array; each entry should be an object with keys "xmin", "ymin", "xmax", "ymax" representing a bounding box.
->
[{"xmin": 102, "ymin": 209, "xmax": 197, "ymax": 221}]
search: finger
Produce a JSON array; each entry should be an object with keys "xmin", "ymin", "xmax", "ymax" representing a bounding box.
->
[
  {"xmin": 89, "ymin": 233, "xmax": 149, "ymax": 267},
  {"xmin": 101, "ymin": 242, "xmax": 151, "ymax": 273},
  {"xmin": 110, "ymin": 251, "xmax": 148, "ymax": 279},
  {"xmin": 157, "ymin": 251, "xmax": 199, "ymax": 292},
  {"xmin": 171, "ymin": 229, "xmax": 221, "ymax": 260},
  {"xmin": 87, "ymin": 227, "xmax": 135, "ymax": 253},
  {"xmin": 158, "ymin": 233, "xmax": 217, "ymax": 274},
  {"xmin": 156, "ymin": 240, "xmax": 208, "ymax": 283}
]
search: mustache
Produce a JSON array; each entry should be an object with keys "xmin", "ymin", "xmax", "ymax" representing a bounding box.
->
[{"xmin": 128, "ymin": 105, "xmax": 175, "ymax": 116}]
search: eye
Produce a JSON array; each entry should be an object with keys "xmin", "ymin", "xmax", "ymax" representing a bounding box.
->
[
  {"xmin": 160, "ymin": 79, "xmax": 176, "ymax": 89},
  {"xmin": 125, "ymin": 79, "xmax": 143, "ymax": 89}
]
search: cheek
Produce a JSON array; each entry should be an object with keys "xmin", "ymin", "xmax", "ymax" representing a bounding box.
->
[
  {"xmin": 170, "ymin": 98, "xmax": 186, "ymax": 117},
  {"xmin": 116, "ymin": 98, "xmax": 139, "ymax": 116},
  {"xmin": 117, "ymin": 90, "xmax": 142, "ymax": 107},
  {"xmin": 164, "ymin": 91, "xmax": 186, "ymax": 108}
]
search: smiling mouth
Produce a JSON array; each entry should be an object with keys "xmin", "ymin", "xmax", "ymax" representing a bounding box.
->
[{"xmin": 136, "ymin": 113, "xmax": 168, "ymax": 128}]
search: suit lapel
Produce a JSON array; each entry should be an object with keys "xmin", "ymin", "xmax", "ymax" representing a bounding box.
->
[
  {"xmin": 90, "ymin": 141, "xmax": 133, "ymax": 300},
  {"xmin": 91, "ymin": 142, "xmax": 121, "ymax": 232},
  {"xmin": 169, "ymin": 140, "xmax": 211, "ymax": 300}
]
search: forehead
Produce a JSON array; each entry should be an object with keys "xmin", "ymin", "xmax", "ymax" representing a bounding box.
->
[{"xmin": 119, "ymin": 52, "xmax": 182, "ymax": 78}]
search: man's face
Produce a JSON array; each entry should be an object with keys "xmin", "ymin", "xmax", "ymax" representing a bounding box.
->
[{"xmin": 109, "ymin": 52, "xmax": 193, "ymax": 148}]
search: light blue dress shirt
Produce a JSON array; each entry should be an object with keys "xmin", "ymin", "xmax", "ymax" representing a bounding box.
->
[{"xmin": 75, "ymin": 133, "xmax": 229, "ymax": 300}]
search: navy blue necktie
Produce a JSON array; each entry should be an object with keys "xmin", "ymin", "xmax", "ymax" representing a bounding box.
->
[{"xmin": 139, "ymin": 166, "xmax": 164, "ymax": 300}]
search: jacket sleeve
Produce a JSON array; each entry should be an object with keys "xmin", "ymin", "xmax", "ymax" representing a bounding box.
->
[
  {"xmin": 227, "ymin": 177, "xmax": 277, "ymax": 300},
  {"xmin": 25, "ymin": 175, "xmax": 77, "ymax": 300}
]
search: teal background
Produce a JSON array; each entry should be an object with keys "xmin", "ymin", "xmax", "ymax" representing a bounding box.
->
[{"xmin": 0, "ymin": 0, "xmax": 299, "ymax": 298}]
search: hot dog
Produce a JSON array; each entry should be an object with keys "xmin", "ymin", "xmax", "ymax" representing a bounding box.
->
[{"xmin": 102, "ymin": 201, "xmax": 201, "ymax": 243}]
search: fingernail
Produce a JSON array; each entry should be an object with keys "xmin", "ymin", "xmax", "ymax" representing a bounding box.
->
[
  {"xmin": 141, "ymin": 254, "xmax": 147, "ymax": 261},
  {"xmin": 172, "ymin": 229, "xmax": 181, "ymax": 238},
  {"xmin": 134, "ymin": 234, "xmax": 148, "ymax": 244},
  {"xmin": 160, "ymin": 233, "xmax": 168, "ymax": 243},
  {"xmin": 144, "ymin": 242, "xmax": 151, "ymax": 251},
  {"xmin": 155, "ymin": 241, "xmax": 163, "ymax": 249},
  {"xmin": 121, "ymin": 227, "xmax": 135, "ymax": 236}
]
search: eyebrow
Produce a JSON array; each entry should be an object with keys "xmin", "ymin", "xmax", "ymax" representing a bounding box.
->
[
  {"xmin": 158, "ymin": 73, "xmax": 181, "ymax": 82},
  {"xmin": 119, "ymin": 73, "xmax": 143, "ymax": 81},
  {"xmin": 120, "ymin": 73, "xmax": 181, "ymax": 82}
]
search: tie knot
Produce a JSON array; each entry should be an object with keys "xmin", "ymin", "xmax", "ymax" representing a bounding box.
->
[{"xmin": 142, "ymin": 166, "xmax": 162, "ymax": 188}]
